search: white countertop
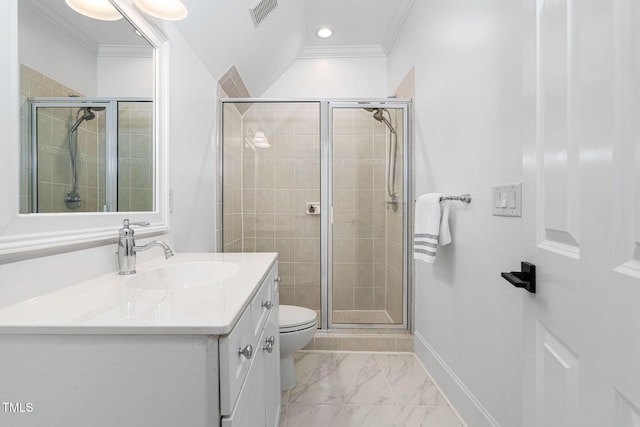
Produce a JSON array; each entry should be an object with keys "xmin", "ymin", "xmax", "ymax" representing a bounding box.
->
[{"xmin": 0, "ymin": 252, "xmax": 278, "ymax": 335}]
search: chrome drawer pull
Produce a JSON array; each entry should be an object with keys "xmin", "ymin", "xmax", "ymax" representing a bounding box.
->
[
  {"xmin": 263, "ymin": 336, "xmax": 275, "ymax": 353},
  {"xmin": 238, "ymin": 344, "xmax": 253, "ymax": 359},
  {"xmin": 262, "ymin": 300, "xmax": 273, "ymax": 310}
]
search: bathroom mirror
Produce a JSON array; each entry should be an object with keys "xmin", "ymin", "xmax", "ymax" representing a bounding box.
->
[
  {"xmin": 19, "ymin": 0, "xmax": 154, "ymax": 213},
  {"xmin": 0, "ymin": 0, "xmax": 169, "ymax": 260}
]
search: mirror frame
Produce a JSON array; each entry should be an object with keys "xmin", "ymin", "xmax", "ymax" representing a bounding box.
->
[{"xmin": 0, "ymin": 0, "xmax": 169, "ymax": 262}]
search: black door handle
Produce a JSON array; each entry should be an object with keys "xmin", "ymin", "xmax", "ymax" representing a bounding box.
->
[{"xmin": 501, "ymin": 262, "xmax": 536, "ymax": 293}]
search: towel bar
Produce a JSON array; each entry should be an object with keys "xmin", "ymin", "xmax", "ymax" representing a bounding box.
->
[
  {"xmin": 414, "ymin": 194, "xmax": 472, "ymax": 203},
  {"xmin": 440, "ymin": 194, "xmax": 471, "ymax": 203}
]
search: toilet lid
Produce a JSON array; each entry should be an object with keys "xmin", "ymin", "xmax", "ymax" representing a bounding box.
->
[{"xmin": 279, "ymin": 305, "xmax": 317, "ymax": 332}]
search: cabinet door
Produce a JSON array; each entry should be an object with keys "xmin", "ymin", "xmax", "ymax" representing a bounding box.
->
[
  {"xmin": 221, "ymin": 343, "xmax": 265, "ymax": 427},
  {"xmin": 262, "ymin": 294, "xmax": 281, "ymax": 427}
]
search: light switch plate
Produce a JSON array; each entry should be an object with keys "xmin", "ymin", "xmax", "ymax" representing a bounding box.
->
[{"xmin": 493, "ymin": 183, "xmax": 522, "ymax": 217}]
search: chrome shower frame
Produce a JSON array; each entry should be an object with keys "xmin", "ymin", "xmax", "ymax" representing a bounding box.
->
[
  {"xmin": 326, "ymin": 101, "xmax": 410, "ymax": 330},
  {"xmin": 218, "ymin": 98, "xmax": 413, "ymax": 331},
  {"xmin": 28, "ymin": 97, "xmax": 151, "ymax": 213}
]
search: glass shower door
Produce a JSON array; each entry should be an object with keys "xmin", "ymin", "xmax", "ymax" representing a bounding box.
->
[
  {"xmin": 29, "ymin": 102, "xmax": 110, "ymax": 213},
  {"xmin": 329, "ymin": 104, "xmax": 407, "ymax": 326},
  {"xmin": 221, "ymin": 101, "xmax": 323, "ymax": 326},
  {"xmin": 26, "ymin": 99, "xmax": 154, "ymax": 213}
]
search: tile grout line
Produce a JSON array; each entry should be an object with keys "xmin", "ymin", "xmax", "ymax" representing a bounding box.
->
[
  {"xmin": 374, "ymin": 353, "xmax": 411, "ymax": 427},
  {"xmin": 332, "ymin": 351, "xmax": 350, "ymax": 426}
]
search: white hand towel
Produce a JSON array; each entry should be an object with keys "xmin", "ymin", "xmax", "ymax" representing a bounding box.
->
[
  {"xmin": 414, "ymin": 193, "xmax": 451, "ymax": 263},
  {"xmin": 439, "ymin": 200, "xmax": 451, "ymax": 246}
]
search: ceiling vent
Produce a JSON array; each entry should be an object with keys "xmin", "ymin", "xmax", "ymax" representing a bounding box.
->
[{"xmin": 249, "ymin": 0, "xmax": 278, "ymax": 27}]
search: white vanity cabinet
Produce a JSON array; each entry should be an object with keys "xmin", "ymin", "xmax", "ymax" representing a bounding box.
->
[
  {"xmin": 220, "ymin": 264, "xmax": 281, "ymax": 427},
  {"xmin": 0, "ymin": 253, "xmax": 280, "ymax": 427}
]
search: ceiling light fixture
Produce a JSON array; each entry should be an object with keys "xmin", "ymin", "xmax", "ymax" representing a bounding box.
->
[
  {"xmin": 134, "ymin": 0, "xmax": 188, "ymax": 21},
  {"xmin": 246, "ymin": 130, "xmax": 271, "ymax": 149},
  {"xmin": 317, "ymin": 27, "xmax": 333, "ymax": 38},
  {"xmin": 251, "ymin": 131, "xmax": 271, "ymax": 148},
  {"xmin": 65, "ymin": 0, "xmax": 123, "ymax": 21}
]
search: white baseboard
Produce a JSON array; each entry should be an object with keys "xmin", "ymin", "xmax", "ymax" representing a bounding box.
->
[{"xmin": 414, "ymin": 331, "xmax": 501, "ymax": 427}]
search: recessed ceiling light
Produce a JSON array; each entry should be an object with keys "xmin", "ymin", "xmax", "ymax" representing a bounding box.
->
[
  {"xmin": 65, "ymin": 0, "xmax": 123, "ymax": 21},
  {"xmin": 317, "ymin": 27, "xmax": 333, "ymax": 38}
]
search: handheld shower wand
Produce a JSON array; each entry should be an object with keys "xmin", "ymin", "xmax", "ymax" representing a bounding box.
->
[
  {"xmin": 64, "ymin": 107, "xmax": 104, "ymax": 209},
  {"xmin": 365, "ymin": 108, "xmax": 398, "ymax": 211}
]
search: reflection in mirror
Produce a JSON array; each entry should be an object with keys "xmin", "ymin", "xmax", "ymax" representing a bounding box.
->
[{"xmin": 18, "ymin": 0, "xmax": 154, "ymax": 214}]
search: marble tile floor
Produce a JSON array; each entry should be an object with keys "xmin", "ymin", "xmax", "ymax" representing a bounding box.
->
[{"xmin": 279, "ymin": 351, "xmax": 466, "ymax": 427}]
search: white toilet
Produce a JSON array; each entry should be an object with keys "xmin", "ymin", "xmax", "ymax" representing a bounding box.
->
[{"xmin": 279, "ymin": 305, "xmax": 317, "ymax": 390}]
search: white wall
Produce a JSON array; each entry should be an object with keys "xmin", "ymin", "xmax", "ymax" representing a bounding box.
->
[
  {"xmin": 18, "ymin": 2, "xmax": 97, "ymax": 96},
  {"xmin": 387, "ymin": 1, "xmax": 526, "ymax": 426},
  {"xmin": 97, "ymin": 55, "xmax": 153, "ymax": 98},
  {"xmin": 261, "ymin": 56, "xmax": 388, "ymax": 98},
  {"xmin": 162, "ymin": 23, "xmax": 218, "ymax": 253}
]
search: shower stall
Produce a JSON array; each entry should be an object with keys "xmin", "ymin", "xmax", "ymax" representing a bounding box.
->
[
  {"xmin": 220, "ymin": 99, "xmax": 411, "ymax": 329},
  {"xmin": 24, "ymin": 97, "xmax": 153, "ymax": 213}
]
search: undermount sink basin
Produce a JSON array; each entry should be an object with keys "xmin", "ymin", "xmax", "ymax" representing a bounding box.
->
[{"xmin": 127, "ymin": 261, "xmax": 240, "ymax": 290}]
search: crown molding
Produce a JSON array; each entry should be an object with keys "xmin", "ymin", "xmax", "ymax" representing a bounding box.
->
[
  {"xmin": 381, "ymin": 0, "xmax": 415, "ymax": 54},
  {"xmin": 98, "ymin": 44, "xmax": 153, "ymax": 58},
  {"xmin": 299, "ymin": 45, "xmax": 386, "ymax": 59},
  {"xmin": 20, "ymin": 0, "xmax": 99, "ymax": 56}
]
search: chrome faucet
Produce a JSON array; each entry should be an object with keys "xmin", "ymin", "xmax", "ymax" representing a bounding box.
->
[{"xmin": 117, "ymin": 219, "xmax": 174, "ymax": 275}]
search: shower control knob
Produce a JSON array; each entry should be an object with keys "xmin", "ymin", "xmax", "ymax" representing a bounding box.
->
[
  {"xmin": 238, "ymin": 344, "xmax": 253, "ymax": 359},
  {"xmin": 262, "ymin": 300, "xmax": 273, "ymax": 310}
]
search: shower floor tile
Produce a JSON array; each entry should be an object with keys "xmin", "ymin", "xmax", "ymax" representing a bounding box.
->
[{"xmin": 279, "ymin": 351, "xmax": 465, "ymax": 427}]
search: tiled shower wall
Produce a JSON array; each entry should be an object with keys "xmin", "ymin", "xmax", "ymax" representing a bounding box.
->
[
  {"xmin": 117, "ymin": 102, "xmax": 153, "ymax": 212},
  {"xmin": 385, "ymin": 109, "xmax": 404, "ymax": 324},
  {"xmin": 241, "ymin": 103, "xmax": 322, "ymax": 322},
  {"xmin": 222, "ymin": 102, "xmax": 404, "ymax": 326},
  {"xmin": 19, "ymin": 64, "xmax": 101, "ymax": 213},
  {"xmin": 332, "ymin": 108, "xmax": 404, "ymax": 323},
  {"xmin": 222, "ymin": 100, "xmax": 244, "ymax": 252}
]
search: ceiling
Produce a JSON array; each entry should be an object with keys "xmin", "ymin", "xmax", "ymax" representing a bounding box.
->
[
  {"xmin": 176, "ymin": 0, "xmax": 414, "ymax": 96},
  {"xmin": 303, "ymin": 0, "xmax": 412, "ymax": 51},
  {"xmin": 21, "ymin": 0, "xmax": 414, "ymax": 97},
  {"xmin": 21, "ymin": 0, "xmax": 152, "ymax": 52}
]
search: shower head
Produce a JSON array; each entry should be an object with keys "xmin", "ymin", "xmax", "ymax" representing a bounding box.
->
[
  {"xmin": 363, "ymin": 107, "xmax": 385, "ymax": 123},
  {"xmin": 69, "ymin": 107, "xmax": 103, "ymax": 134},
  {"xmin": 81, "ymin": 107, "xmax": 95, "ymax": 121},
  {"xmin": 363, "ymin": 107, "xmax": 395, "ymax": 134},
  {"xmin": 79, "ymin": 106, "xmax": 105, "ymax": 120}
]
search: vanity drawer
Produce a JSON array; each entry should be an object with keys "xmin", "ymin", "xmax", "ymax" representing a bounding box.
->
[
  {"xmin": 221, "ymin": 328, "xmax": 266, "ymax": 427},
  {"xmin": 249, "ymin": 265, "xmax": 277, "ymax": 341},
  {"xmin": 219, "ymin": 262, "xmax": 279, "ymax": 417},
  {"xmin": 219, "ymin": 304, "xmax": 254, "ymax": 416}
]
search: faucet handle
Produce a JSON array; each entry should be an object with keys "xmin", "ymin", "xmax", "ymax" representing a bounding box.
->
[{"xmin": 122, "ymin": 219, "xmax": 150, "ymax": 229}]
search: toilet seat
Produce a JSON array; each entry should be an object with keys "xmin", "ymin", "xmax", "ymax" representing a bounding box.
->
[{"xmin": 279, "ymin": 305, "xmax": 317, "ymax": 333}]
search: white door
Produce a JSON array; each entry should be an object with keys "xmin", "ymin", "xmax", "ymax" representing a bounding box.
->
[{"xmin": 522, "ymin": 0, "xmax": 640, "ymax": 426}]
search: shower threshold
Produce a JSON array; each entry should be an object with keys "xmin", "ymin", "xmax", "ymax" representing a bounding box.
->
[{"xmin": 304, "ymin": 328, "xmax": 413, "ymax": 352}]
